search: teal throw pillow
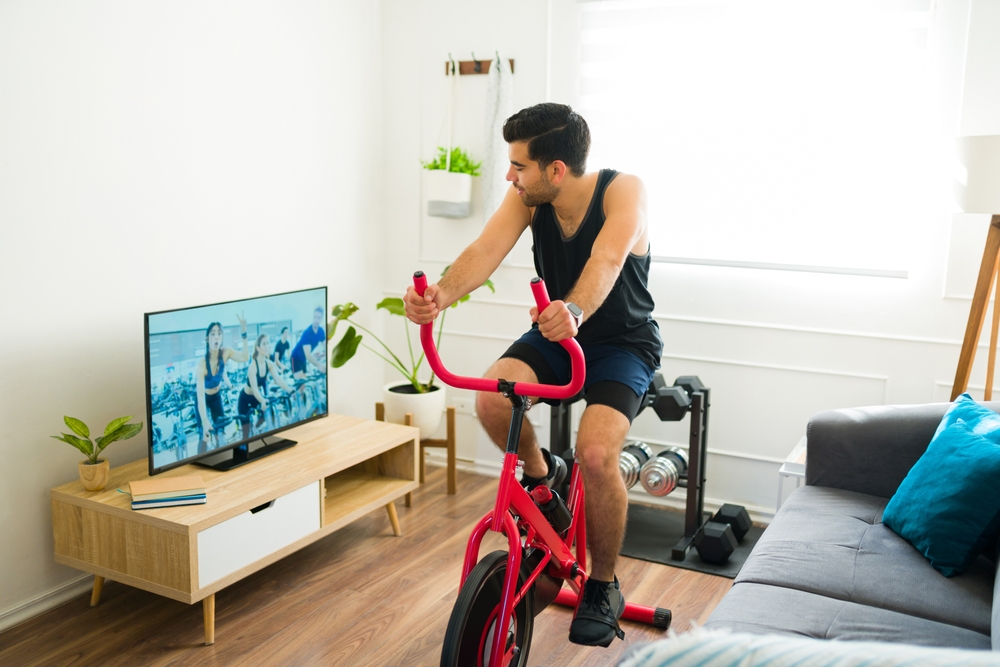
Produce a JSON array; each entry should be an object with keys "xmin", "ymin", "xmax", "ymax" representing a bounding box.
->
[
  {"xmin": 883, "ymin": 416, "xmax": 1000, "ymax": 576},
  {"xmin": 933, "ymin": 392, "xmax": 1000, "ymax": 442}
]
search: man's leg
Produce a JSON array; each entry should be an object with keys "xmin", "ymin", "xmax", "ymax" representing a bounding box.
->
[
  {"xmin": 574, "ymin": 404, "xmax": 631, "ymax": 582},
  {"xmin": 567, "ymin": 401, "xmax": 632, "ymax": 647},
  {"xmin": 474, "ymin": 358, "xmax": 547, "ymax": 478}
]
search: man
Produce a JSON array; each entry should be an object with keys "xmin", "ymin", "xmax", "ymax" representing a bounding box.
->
[
  {"xmin": 290, "ymin": 308, "xmax": 327, "ymax": 379},
  {"xmin": 404, "ymin": 103, "xmax": 662, "ymax": 647},
  {"xmin": 272, "ymin": 326, "xmax": 291, "ymax": 372}
]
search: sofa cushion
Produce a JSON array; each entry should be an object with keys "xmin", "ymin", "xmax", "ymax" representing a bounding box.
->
[
  {"xmin": 735, "ymin": 486, "xmax": 994, "ymax": 636},
  {"xmin": 883, "ymin": 417, "xmax": 1000, "ymax": 576},
  {"xmin": 994, "ymin": 540, "xmax": 1000, "ymax": 651},
  {"xmin": 934, "ymin": 392, "xmax": 1000, "ymax": 442},
  {"xmin": 704, "ymin": 583, "xmax": 992, "ymax": 650}
]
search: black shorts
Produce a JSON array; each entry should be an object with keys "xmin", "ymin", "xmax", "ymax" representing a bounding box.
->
[
  {"xmin": 500, "ymin": 327, "xmax": 655, "ymax": 424},
  {"xmin": 291, "ymin": 354, "xmax": 307, "ymax": 374},
  {"xmin": 237, "ymin": 390, "xmax": 261, "ymax": 418}
]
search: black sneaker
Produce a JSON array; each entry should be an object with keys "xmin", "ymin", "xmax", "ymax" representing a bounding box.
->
[
  {"xmin": 520, "ymin": 448, "xmax": 567, "ymax": 491},
  {"xmin": 568, "ymin": 577, "xmax": 626, "ymax": 647}
]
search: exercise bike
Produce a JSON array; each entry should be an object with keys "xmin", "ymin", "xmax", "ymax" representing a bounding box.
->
[{"xmin": 412, "ymin": 272, "xmax": 671, "ymax": 667}]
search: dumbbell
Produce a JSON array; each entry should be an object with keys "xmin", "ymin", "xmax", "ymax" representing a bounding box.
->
[
  {"xmin": 619, "ymin": 441, "xmax": 653, "ymax": 490},
  {"xmin": 694, "ymin": 504, "xmax": 751, "ymax": 564},
  {"xmin": 639, "ymin": 447, "xmax": 688, "ymax": 496},
  {"xmin": 640, "ymin": 375, "xmax": 706, "ymax": 422},
  {"xmin": 711, "ymin": 504, "xmax": 752, "ymax": 542},
  {"xmin": 693, "ymin": 521, "xmax": 738, "ymax": 565}
]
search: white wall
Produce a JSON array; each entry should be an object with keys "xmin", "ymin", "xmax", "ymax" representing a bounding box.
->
[
  {"xmin": 381, "ymin": 0, "xmax": 1000, "ymax": 517},
  {"xmin": 0, "ymin": 1, "xmax": 385, "ymax": 629}
]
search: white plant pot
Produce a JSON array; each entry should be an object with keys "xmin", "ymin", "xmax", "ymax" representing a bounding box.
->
[
  {"xmin": 424, "ymin": 170, "xmax": 472, "ymax": 219},
  {"xmin": 383, "ymin": 382, "xmax": 446, "ymax": 440}
]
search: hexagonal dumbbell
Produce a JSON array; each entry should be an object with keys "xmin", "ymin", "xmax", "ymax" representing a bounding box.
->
[
  {"xmin": 711, "ymin": 504, "xmax": 751, "ymax": 543},
  {"xmin": 673, "ymin": 375, "xmax": 706, "ymax": 398},
  {"xmin": 693, "ymin": 521, "xmax": 738, "ymax": 565},
  {"xmin": 642, "ymin": 374, "xmax": 691, "ymax": 422}
]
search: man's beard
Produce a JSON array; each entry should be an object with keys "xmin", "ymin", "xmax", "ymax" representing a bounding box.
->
[{"xmin": 520, "ymin": 177, "xmax": 559, "ymax": 207}]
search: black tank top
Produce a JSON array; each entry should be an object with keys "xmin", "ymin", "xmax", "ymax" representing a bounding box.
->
[{"xmin": 530, "ymin": 169, "xmax": 662, "ymax": 370}]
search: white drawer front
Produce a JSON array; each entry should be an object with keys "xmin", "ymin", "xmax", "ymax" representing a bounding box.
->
[{"xmin": 197, "ymin": 481, "xmax": 320, "ymax": 588}]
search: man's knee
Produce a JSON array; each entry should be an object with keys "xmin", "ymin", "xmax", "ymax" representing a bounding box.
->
[
  {"xmin": 575, "ymin": 439, "xmax": 621, "ymax": 477},
  {"xmin": 476, "ymin": 357, "xmax": 538, "ymax": 425},
  {"xmin": 575, "ymin": 406, "xmax": 630, "ymax": 477},
  {"xmin": 475, "ymin": 390, "xmax": 507, "ymax": 426}
]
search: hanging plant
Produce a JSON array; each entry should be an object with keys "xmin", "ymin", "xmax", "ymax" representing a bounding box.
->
[
  {"xmin": 423, "ymin": 147, "xmax": 480, "ymax": 219},
  {"xmin": 422, "ymin": 146, "xmax": 482, "ymax": 176}
]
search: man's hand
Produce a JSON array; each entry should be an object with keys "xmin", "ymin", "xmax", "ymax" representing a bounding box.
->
[
  {"xmin": 530, "ymin": 300, "xmax": 578, "ymax": 342},
  {"xmin": 405, "ymin": 284, "xmax": 448, "ymax": 324}
]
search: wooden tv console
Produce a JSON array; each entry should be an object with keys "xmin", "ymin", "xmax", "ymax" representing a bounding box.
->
[{"xmin": 49, "ymin": 414, "xmax": 419, "ymax": 645}]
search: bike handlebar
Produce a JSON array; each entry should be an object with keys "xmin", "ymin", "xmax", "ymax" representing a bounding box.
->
[{"xmin": 413, "ymin": 271, "xmax": 585, "ymax": 400}]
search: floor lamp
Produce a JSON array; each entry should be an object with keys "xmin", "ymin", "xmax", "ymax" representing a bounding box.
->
[{"xmin": 952, "ymin": 135, "xmax": 1000, "ymax": 401}]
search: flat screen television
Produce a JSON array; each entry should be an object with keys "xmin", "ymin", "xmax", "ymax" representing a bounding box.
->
[{"xmin": 144, "ymin": 287, "xmax": 328, "ymax": 475}]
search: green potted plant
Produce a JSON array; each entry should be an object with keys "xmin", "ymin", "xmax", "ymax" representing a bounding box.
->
[
  {"xmin": 52, "ymin": 415, "xmax": 144, "ymax": 491},
  {"xmin": 423, "ymin": 146, "xmax": 482, "ymax": 219},
  {"xmin": 328, "ymin": 268, "xmax": 493, "ymax": 438}
]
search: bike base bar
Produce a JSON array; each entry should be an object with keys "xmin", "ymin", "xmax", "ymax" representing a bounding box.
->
[{"xmin": 553, "ymin": 588, "xmax": 672, "ymax": 630}]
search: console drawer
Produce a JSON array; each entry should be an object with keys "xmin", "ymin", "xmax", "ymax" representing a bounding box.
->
[{"xmin": 197, "ymin": 481, "xmax": 320, "ymax": 588}]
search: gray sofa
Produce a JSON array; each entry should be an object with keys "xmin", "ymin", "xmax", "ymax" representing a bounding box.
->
[{"xmin": 704, "ymin": 403, "xmax": 999, "ymax": 651}]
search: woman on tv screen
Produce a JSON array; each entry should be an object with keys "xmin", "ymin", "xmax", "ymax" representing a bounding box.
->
[
  {"xmin": 196, "ymin": 315, "xmax": 249, "ymax": 453},
  {"xmin": 238, "ymin": 333, "xmax": 293, "ymax": 440}
]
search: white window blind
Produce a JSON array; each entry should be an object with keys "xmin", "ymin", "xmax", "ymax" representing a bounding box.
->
[{"xmin": 578, "ymin": 0, "xmax": 940, "ymax": 276}]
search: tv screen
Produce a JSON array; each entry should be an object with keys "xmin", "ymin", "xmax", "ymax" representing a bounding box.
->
[{"xmin": 145, "ymin": 287, "xmax": 328, "ymax": 475}]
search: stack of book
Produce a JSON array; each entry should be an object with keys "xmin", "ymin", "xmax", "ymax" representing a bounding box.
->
[{"xmin": 129, "ymin": 474, "xmax": 207, "ymax": 510}]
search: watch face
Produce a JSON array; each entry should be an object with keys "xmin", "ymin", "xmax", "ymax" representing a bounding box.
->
[{"xmin": 567, "ymin": 303, "xmax": 583, "ymax": 319}]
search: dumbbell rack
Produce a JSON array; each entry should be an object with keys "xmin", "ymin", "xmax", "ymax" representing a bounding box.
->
[
  {"xmin": 671, "ymin": 389, "xmax": 709, "ymax": 560},
  {"xmin": 549, "ymin": 387, "xmax": 711, "ymax": 562}
]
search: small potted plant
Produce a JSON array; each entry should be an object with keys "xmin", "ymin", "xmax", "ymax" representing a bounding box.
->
[
  {"xmin": 328, "ymin": 268, "xmax": 492, "ymax": 438},
  {"xmin": 52, "ymin": 415, "xmax": 144, "ymax": 491},
  {"xmin": 423, "ymin": 146, "xmax": 481, "ymax": 219}
]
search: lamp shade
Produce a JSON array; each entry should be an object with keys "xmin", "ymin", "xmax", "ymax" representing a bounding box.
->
[{"xmin": 956, "ymin": 135, "xmax": 1000, "ymax": 213}]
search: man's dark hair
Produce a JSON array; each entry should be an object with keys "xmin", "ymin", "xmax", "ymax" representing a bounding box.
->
[{"xmin": 503, "ymin": 103, "xmax": 590, "ymax": 177}]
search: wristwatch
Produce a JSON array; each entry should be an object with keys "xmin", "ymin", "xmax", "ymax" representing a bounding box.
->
[{"xmin": 565, "ymin": 302, "xmax": 584, "ymax": 330}]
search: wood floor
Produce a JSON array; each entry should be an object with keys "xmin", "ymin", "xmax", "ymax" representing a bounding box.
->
[{"xmin": 0, "ymin": 467, "xmax": 733, "ymax": 667}]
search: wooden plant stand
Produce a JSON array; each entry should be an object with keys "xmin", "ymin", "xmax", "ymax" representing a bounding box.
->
[{"xmin": 375, "ymin": 403, "xmax": 456, "ymax": 506}]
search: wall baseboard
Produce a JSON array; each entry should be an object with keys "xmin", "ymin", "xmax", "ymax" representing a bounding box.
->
[
  {"xmin": 0, "ymin": 574, "xmax": 93, "ymax": 634},
  {"xmin": 422, "ymin": 452, "xmax": 774, "ymax": 524}
]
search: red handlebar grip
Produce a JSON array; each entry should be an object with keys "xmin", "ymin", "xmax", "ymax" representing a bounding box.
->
[
  {"xmin": 530, "ymin": 277, "xmax": 551, "ymax": 315},
  {"xmin": 413, "ymin": 271, "xmax": 428, "ymax": 296}
]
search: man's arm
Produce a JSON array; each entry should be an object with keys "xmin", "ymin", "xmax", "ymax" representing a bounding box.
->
[
  {"xmin": 405, "ymin": 186, "xmax": 531, "ymax": 324},
  {"xmin": 535, "ymin": 174, "xmax": 648, "ymax": 341}
]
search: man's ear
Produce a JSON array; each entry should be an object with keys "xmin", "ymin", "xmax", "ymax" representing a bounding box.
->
[{"xmin": 549, "ymin": 160, "xmax": 569, "ymax": 185}]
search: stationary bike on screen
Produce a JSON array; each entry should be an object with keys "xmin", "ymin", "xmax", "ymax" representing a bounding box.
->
[{"xmin": 411, "ymin": 272, "xmax": 671, "ymax": 667}]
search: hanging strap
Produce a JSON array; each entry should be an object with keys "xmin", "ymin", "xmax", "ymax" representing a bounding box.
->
[{"xmin": 445, "ymin": 56, "xmax": 460, "ymax": 172}]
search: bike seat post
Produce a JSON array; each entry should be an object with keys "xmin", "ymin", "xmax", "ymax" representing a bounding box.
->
[
  {"xmin": 491, "ymin": 379, "xmax": 531, "ymax": 530},
  {"xmin": 498, "ymin": 380, "xmax": 529, "ymax": 456}
]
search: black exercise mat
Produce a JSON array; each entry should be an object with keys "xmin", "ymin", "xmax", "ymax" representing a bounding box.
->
[{"xmin": 620, "ymin": 502, "xmax": 765, "ymax": 579}]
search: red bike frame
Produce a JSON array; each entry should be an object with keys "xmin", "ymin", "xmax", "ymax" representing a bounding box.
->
[{"xmin": 413, "ymin": 272, "xmax": 666, "ymax": 667}]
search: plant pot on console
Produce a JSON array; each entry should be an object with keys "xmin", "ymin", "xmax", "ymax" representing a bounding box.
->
[
  {"xmin": 78, "ymin": 459, "xmax": 110, "ymax": 492},
  {"xmin": 383, "ymin": 382, "xmax": 446, "ymax": 441}
]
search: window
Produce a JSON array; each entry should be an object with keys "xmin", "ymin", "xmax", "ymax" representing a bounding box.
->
[{"xmin": 578, "ymin": 0, "xmax": 940, "ymax": 275}]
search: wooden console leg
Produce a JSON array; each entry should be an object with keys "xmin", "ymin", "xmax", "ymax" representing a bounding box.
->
[
  {"xmin": 385, "ymin": 501, "xmax": 402, "ymax": 536},
  {"xmin": 203, "ymin": 594, "xmax": 215, "ymax": 646},
  {"xmin": 90, "ymin": 575, "xmax": 104, "ymax": 607},
  {"xmin": 404, "ymin": 492, "xmax": 412, "ymax": 507}
]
